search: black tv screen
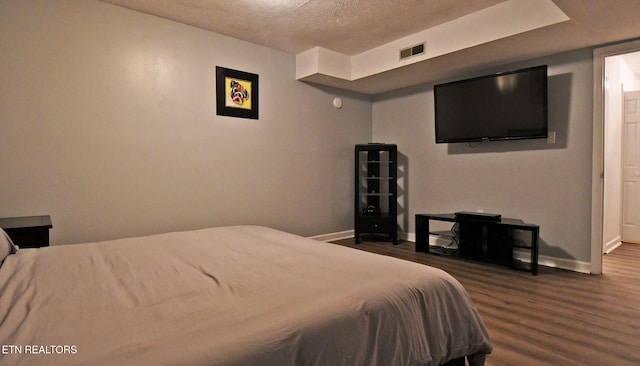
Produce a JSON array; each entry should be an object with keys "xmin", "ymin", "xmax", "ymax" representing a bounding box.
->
[{"xmin": 434, "ymin": 65, "xmax": 548, "ymax": 143}]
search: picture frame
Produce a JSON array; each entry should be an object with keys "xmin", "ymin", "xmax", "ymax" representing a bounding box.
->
[{"xmin": 216, "ymin": 66, "xmax": 259, "ymax": 120}]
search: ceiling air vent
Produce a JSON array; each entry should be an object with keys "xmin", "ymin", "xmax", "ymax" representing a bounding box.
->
[{"xmin": 399, "ymin": 42, "xmax": 425, "ymax": 60}]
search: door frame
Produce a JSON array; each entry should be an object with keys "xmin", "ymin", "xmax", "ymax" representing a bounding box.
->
[{"xmin": 592, "ymin": 38, "xmax": 640, "ymax": 274}]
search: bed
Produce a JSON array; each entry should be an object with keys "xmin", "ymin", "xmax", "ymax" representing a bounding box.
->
[{"xmin": 0, "ymin": 225, "xmax": 491, "ymax": 366}]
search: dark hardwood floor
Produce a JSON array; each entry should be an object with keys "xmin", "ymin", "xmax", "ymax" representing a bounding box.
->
[{"xmin": 330, "ymin": 238, "xmax": 640, "ymax": 366}]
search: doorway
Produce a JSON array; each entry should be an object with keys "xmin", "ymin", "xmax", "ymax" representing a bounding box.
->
[{"xmin": 593, "ymin": 39, "xmax": 640, "ymax": 274}]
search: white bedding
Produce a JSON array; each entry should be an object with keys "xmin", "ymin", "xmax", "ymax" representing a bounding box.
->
[{"xmin": 0, "ymin": 226, "xmax": 491, "ymax": 366}]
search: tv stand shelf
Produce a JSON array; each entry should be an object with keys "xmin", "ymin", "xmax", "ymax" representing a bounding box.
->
[{"xmin": 416, "ymin": 213, "xmax": 539, "ymax": 275}]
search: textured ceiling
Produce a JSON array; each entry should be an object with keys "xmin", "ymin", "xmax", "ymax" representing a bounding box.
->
[
  {"xmin": 100, "ymin": 0, "xmax": 504, "ymax": 55},
  {"xmin": 100, "ymin": 0, "xmax": 640, "ymax": 94}
]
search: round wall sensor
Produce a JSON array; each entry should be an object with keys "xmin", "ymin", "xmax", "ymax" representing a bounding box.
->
[{"xmin": 332, "ymin": 97, "xmax": 343, "ymax": 109}]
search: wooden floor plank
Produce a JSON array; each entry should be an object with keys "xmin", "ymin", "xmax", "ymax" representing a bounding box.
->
[{"xmin": 330, "ymin": 238, "xmax": 640, "ymax": 366}]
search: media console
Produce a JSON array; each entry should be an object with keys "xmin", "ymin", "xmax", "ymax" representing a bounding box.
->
[{"xmin": 415, "ymin": 213, "xmax": 539, "ymax": 275}]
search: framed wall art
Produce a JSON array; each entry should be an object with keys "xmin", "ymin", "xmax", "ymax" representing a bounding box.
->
[{"xmin": 216, "ymin": 66, "xmax": 259, "ymax": 120}]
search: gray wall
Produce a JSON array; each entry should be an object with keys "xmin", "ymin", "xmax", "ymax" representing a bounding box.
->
[
  {"xmin": 0, "ymin": 0, "xmax": 599, "ymax": 265},
  {"xmin": 372, "ymin": 50, "xmax": 594, "ymax": 264},
  {"xmin": 0, "ymin": 0, "xmax": 372, "ymax": 244}
]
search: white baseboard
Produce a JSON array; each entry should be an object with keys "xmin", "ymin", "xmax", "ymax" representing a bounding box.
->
[
  {"xmin": 512, "ymin": 248, "xmax": 591, "ymax": 274},
  {"xmin": 310, "ymin": 230, "xmax": 412, "ymax": 243},
  {"xmin": 405, "ymin": 232, "xmax": 415, "ymax": 243},
  {"xmin": 308, "ymin": 230, "xmax": 354, "ymax": 242},
  {"xmin": 604, "ymin": 236, "xmax": 622, "ymax": 254},
  {"xmin": 313, "ymin": 230, "xmax": 591, "ymax": 273}
]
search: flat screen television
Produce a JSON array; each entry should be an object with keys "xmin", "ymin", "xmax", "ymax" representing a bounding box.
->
[{"xmin": 434, "ymin": 65, "xmax": 548, "ymax": 143}]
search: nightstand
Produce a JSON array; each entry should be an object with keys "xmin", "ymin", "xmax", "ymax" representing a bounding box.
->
[{"xmin": 0, "ymin": 215, "xmax": 52, "ymax": 248}]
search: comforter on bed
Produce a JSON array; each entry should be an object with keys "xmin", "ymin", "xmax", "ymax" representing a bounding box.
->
[{"xmin": 0, "ymin": 226, "xmax": 491, "ymax": 366}]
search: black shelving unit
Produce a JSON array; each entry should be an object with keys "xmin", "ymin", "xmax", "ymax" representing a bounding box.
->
[
  {"xmin": 415, "ymin": 213, "xmax": 539, "ymax": 275},
  {"xmin": 354, "ymin": 144, "xmax": 397, "ymax": 244}
]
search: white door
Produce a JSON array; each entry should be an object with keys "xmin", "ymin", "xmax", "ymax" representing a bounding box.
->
[{"xmin": 622, "ymin": 91, "xmax": 640, "ymax": 243}]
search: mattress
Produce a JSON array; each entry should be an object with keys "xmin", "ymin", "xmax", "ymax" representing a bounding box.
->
[{"xmin": 0, "ymin": 225, "xmax": 491, "ymax": 365}]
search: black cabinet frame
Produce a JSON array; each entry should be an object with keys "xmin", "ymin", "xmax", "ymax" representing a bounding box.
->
[
  {"xmin": 416, "ymin": 213, "xmax": 539, "ymax": 274},
  {"xmin": 0, "ymin": 215, "xmax": 52, "ymax": 248},
  {"xmin": 355, "ymin": 144, "xmax": 398, "ymax": 244}
]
